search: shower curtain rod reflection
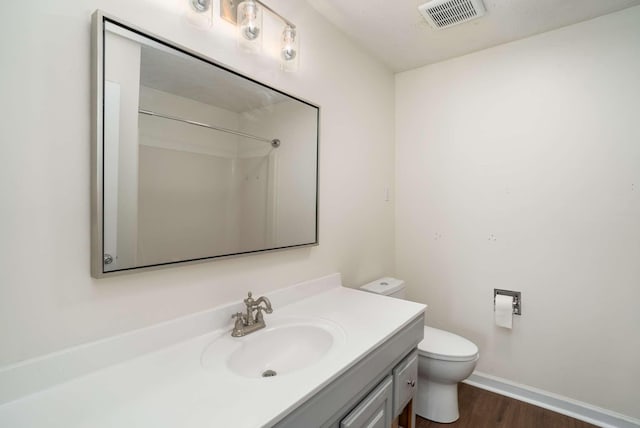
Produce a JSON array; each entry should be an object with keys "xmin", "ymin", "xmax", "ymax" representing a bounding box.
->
[{"xmin": 138, "ymin": 109, "xmax": 281, "ymax": 148}]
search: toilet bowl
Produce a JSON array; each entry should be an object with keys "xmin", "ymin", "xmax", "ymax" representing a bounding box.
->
[
  {"xmin": 416, "ymin": 326, "xmax": 479, "ymax": 422},
  {"xmin": 360, "ymin": 277, "xmax": 479, "ymax": 423}
]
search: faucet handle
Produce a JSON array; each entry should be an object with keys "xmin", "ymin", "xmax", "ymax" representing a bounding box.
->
[
  {"xmin": 244, "ymin": 291, "xmax": 255, "ymax": 307},
  {"xmin": 231, "ymin": 312, "xmax": 245, "ymax": 337}
]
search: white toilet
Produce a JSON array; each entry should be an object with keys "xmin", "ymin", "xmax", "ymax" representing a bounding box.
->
[{"xmin": 360, "ymin": 277, "xmax": 479, "ymax": 423}]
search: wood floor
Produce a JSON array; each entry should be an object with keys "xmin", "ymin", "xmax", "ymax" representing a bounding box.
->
[{"xmin": 415, "ymin": 383, "xmax": 597, "ymax": 428}]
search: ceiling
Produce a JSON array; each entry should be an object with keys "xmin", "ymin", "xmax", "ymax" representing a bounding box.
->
[
  {"xmin": 140, "ymin": 45, "xmax": 288, "ymax": 113},
  {"xmin": 307, "ymin": 0, "xmax": 640, "ymax": 72}
]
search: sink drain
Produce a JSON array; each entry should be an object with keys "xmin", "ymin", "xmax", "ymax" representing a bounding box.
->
[{"xmin": 261, "ymin": 369, "xmax": 277, "ymax": 378}]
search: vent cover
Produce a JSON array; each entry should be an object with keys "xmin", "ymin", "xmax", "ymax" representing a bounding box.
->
[{"xmin": 418, "ymin": 0, "xmax": 486, "ymax": 29}]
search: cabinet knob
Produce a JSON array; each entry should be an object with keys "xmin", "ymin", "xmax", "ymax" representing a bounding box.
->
[{"xmin": 407, "ymin": 379, "xmax": 416, "ymax": 387}]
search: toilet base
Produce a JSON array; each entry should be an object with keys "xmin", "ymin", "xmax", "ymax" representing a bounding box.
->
[{"xmin": 415, "ymin": 379, "xmax": 460, "ymax": 423}]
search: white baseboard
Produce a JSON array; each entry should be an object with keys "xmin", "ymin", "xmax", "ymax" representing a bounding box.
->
[{"xmin": 464, "ymin": 371, "xmax": 640, "ymax": 428}]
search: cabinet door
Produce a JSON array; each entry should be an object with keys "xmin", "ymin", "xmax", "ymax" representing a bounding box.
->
[
  {"xmin": 393, "ymin": 350, "xmax": 418, "ymax": 416},
  {"xmin": 340, "ymin": 376, "xmax": 393, "ymax": 428}
]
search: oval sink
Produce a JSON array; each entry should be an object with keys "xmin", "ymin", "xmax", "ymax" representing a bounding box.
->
[{"xmin": 202, "ymin": 317, "xmax": 345, "ymax": 378}]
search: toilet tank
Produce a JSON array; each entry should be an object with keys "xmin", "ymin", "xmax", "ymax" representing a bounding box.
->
[{"xmin": 360, "ymin": 277, "xmax": 406, "ymax": 299}]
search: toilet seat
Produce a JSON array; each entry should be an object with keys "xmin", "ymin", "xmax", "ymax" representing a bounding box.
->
[{"xmin": 418, "ymin": 326, "xmax": 479, "ymax": 362}]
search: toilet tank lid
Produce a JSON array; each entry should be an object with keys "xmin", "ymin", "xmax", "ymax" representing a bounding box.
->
[{"xmin": 360, "ymin": 277, "xmax": 405, "ymax": 296}]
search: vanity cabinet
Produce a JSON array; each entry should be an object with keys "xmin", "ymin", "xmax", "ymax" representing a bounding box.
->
[{"xmin": 274, "ymin": 314, "xmax": 423, "ymax": 428}]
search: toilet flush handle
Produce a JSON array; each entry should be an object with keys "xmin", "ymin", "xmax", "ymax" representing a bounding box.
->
[{"xmin": 407, "ymin": 379, "xmax": 416, "ymax": 387}]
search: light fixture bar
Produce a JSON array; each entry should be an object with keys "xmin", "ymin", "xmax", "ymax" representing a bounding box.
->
[
  {"xmin": 255, "ymin": 0, "xmax": 295, "ymax": 28},
  {"xmin": 220, "ymin": 0, "xmax": 295, "ymax": 29}
]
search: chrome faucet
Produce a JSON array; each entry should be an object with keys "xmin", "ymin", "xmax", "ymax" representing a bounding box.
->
[{"xmin": 231, "ymin": 292, "xmax": 273, "ymax": 337}]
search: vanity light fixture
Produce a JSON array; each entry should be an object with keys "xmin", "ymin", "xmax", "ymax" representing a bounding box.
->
[
  {"xmin": 189, "ymin": 0, "xmax": 299, "ymax": 71},
  {"xmin": 186, "ymin": 0, "xmax": 213, "ymax": 28}
]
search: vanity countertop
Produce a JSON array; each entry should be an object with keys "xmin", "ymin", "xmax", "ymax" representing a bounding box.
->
[{"xmin": 0, "ymin": 277, "xmax": 425, "ymax": 428}]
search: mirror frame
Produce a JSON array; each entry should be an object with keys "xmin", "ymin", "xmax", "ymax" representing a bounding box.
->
[{"xmin": 90, "ymin": 10, "xmax": 320, "ymax": 278}]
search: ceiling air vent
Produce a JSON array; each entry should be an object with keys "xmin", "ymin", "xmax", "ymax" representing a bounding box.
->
[{"xmin": 418, "ymin": 0, "xmax": 486, "ymax": 29}]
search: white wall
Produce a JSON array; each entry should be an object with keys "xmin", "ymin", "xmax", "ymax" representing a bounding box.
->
[
  {"xmin": 0, "ymin": 0, "xmax": 395, "ymax": 366},
  {"xmin": 396, "ymin": 6, "xmax": 640, "ymax": 419}
]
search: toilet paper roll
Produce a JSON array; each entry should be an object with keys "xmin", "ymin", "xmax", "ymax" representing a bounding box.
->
[{"xmin": 495, "ymin": 294, "xmax": 514, "ymax": 329}]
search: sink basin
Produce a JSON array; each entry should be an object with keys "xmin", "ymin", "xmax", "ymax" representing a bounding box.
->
[
  {"xmin": 202, "ymin": 317, "xmax": 345, "ymax": 378},
  {"xmin": 228, "ymin": 324, "xmax": 335, "ymax": 377}
]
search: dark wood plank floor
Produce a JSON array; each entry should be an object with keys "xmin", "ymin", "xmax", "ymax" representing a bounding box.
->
[{"xmin": 416, "ymin": 383, "xmax": 597, "ymax": 428}]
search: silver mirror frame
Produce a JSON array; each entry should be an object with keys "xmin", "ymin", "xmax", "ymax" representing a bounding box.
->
[{"xmin": 90, "ymin": 10, "xmax": 320, "ymax": 278}]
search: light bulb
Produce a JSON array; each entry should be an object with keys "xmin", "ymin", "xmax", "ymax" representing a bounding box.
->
[
  {"xmin": 280, "ymin": 25, "xmax": 299, "ymax": 72},
  {"xmin": 237, "ymin": 0, "xmax": 263, "ymax": 52},
  {"xmin": 185, "ymin": 0, "xmax": 212, "ymax": 29},
  {"xmin": 191, "ymin": 0, "xmax": 210, "ymax": 12},
  {"xmin": 281, "ymin": 26, "xmax": 296, "ymax": 60},
  {"xmin": 241, "ymin": 2, "xmax": 260, "ymax": 40}
]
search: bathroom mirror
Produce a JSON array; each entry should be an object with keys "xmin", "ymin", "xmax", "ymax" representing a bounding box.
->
[{"xmin": 91, "ymin": 11, "xmax": 319, "ymax": 277}]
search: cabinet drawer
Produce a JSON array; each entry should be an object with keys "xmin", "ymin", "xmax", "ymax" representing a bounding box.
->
[
  {"xmin": 393, "ymin": 350, "xmax": 418, "ymax": 416},
  {"xmin": 340, "ymin": 376, "xmax": 393, "ymax": 428}
]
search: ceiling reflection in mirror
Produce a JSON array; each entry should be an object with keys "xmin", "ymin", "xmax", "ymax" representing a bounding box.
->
[{"xmin": 93, "ymin": 16, "xmax": 319, "ymax": 276}]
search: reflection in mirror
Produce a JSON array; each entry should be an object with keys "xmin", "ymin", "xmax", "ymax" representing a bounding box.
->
[{"xmin": 93, "ymin": 14, "xmax": 319, "ymax": 276}]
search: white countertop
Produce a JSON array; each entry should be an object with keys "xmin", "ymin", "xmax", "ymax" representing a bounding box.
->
[{"xmin": 0, "ymin": 279, "xmax": 425, "ymax": 428}]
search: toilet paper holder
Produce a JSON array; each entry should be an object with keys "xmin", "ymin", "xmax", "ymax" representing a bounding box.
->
[{"xmin": 494, "ymin": 289, "xmax": 522, "ymax": 315}]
